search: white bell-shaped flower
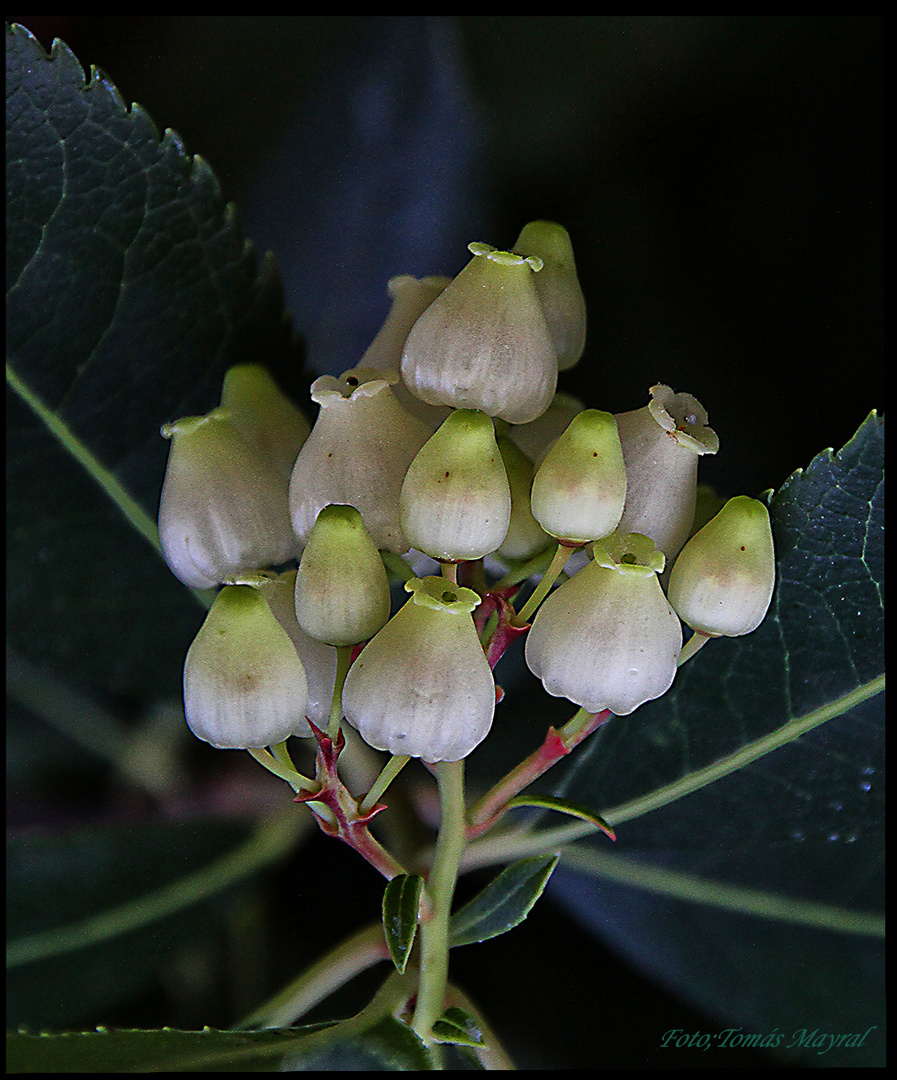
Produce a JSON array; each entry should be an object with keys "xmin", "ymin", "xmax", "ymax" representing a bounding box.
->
[
  {"xmin": 400, "ymin": 242, "xmax": 558, "ymax": 424},
  {"xmin": 513, "ymin": 220, "xmax": 587, "ymax": 370},
  {"xmin": 615, "ymin": 384, "xmax": 719, "ymax": 563},
  {"xmin": 289, "ymin": 367, "xmax": 432, "ymax": 554},
  {"xmin": 342, "ymin": 577, "xmax": 496, "ymax": 762},
  {"xmin": 159, "ymin": 408, "xmax": 297, "ymax": 590},
  {"xmin": 525, "ymin": 533, "xmax": 682, "ymax": 715}
]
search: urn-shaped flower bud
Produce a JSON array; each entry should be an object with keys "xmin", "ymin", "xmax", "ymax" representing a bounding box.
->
[
  {"xmin": 615, "ymin": 384, "xmax": 719, "ymax": 563},
  {"xmin": 343, "ymin": 577, "xmax": 495, "ymax": 762},
  {"xmin": 255, "ymin": 571, "xmax": 336, "ymax": 731},
  {"xmin": 400, "ymin": 242, "xmax": 558, "ymax": 424},
  {"xmin": 525, "ymin": 533, "xmax": 682, "ymax": 715},
  {"xmin": 289, "ymin": 367, "xmax": 432, "ymax": 553},
  {"xmin": 220, "ymin": 364, "xmax": 310, "ymax": 479},
  {"xmin": 360, "ymin": 275, "xmax": 452, "ymax": 373},
  {"xmin": 400, "ymin": 409, "xmax": 511, "ymax": 562},
  {"xmin": 668, "ymin": 496, "xmax": 775, "ymax": 637},
  {"xmin": 496, "ymin": 436, "xmax": 552, "ymax": 561},
  {"xmin": 513, "ymin": 221, "xmax": 586, "ymax": 370},
  {"xmin": 159, "ymin": 409, "xmax": 297, "ymax": 589},
  {"xmin": 530, "ymin": 409, "xmax": 627, "ymax": 544},
  {"xmin": 294, "ymin": 505, "xmax": 391, "ymax": 647},
  {"xmin": 184, "ymin": 584, "xmax": 309, "ymax": 749}
]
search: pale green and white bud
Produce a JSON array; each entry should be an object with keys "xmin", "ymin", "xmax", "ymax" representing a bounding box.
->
[
  {"xmin": 220, "ymin": 364, "xmax": 311, "ymax": 479},
  {"xmin": 360, "ymin": 276, "xmax": 454, "ymax": 431},
  {"xmin": 400, "ymin": 242, "xmax": 558, "ymax": 424},
  {"xmin": 289, "ymin": 367, "xmax": 432, "ymax": 554},
  {"xmin": 184, "ymin": 584, "xmax": 309, "ymax": 749},
  {"xmin": 615, "ymin": 384, "xmax": 719, "ymax": 563},
  {"xmin": 508, "ymin": 390, "xmax": 584, "ymax": 467},
  {"xmin": 400, "ymin": 409, "xmax": 511, "ymax": 562},
  {"xmin": 525, "ymin": 532, "xmax": 681, "ymax": 715},
  {"xmin": 257, "ymin": 571, "xmax": 336, "ymax": 731},
  {"xmin": 496, "ymin": 436, "xmax": 552, "ymax": 562},
  {"xmin": 530, "ymin": 409, "xmax": 626, "ymax": 544},
  {"xmin": 513, "ymin": 220, "xmax": 586, "ymax": 370},
  {"xmin": 668, "ymin": 495, "xmax": 775, "ymax": 637},
  {"xmin": 343, "ymin": 577, "xmax": 495, "ymax": 762},
  {"xmin": 159, "ymin": 408, "xmax": 297, "ymax": 590},
  {"xmin": 294, "ymin": 504, "xmax": 391, "ymax": 647}
]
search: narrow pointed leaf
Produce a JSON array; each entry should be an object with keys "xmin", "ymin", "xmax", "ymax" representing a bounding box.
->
[
  {"xmin": 449, "ymin": 854, "xmax": 559, "ymax": 947},
  {"xmin": 505, "ymin": 793, "xmax": 616, "ymax": 840},
  {"xmin": 431, "ymin": 1006, "xmax": 486, "ymax": 1048},
  {"xmin": 382, "ymin": 874, "xmax": 423, "ymax": 974}
]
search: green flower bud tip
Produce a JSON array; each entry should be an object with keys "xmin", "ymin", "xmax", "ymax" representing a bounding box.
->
[
  {"xmin": 342, "ymin": 576, "xmax": 495, "ymax": 762},
  {"xmin": 400, "ymin": 241, "xmax": 558, "ymax": 424},
  {"xmin": 530, "ymin": 409, "xmax": 626, "ymax": 544},
  {"xmin": 159, "ymin": 408, "xmax": 297, "ymax": 590},
  {"xmin": 667, "ymin": 495, "xmax": 775, "ymax": 637},
  {"xmin": 220, "ymin": 364, "xmax": 310, "ymax": 479},
  {"xmin": 513, "ymin": 221, "xmax": 587, "ymax": 371},
  {"xmin": 184, "ymin": 585, "xmax": 309, "ymax": 749},
  {"xmin": 525, "ymin": 535, "xmax": 681, "ymax": 715},
  {"xmin": 400, "ymin": 409, "xmax": 511, "ymax": 562},
  {"xmin": 294, "ymin": 504, "xmax": 391, "ymax": 647},
  {"xmin": 496, "ymin": 436, "xmax": 552, "ymax": 562}
]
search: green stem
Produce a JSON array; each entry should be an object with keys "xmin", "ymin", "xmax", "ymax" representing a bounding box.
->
[
  {"xmin": 247, "ymin": 747, "xmax": 315, "ymax": 793},
  {"xmin": 359, "ymin": 753, "xmax": 411, "ymax": 815},
  {"xmin": 512, "ymin": 542, "xmax": 575, "ymax": 626},
  {"xmin": 412, "ymin": 759, "xmax": 466, "ymax": 1045},
  {"xmin": 678, "ymin": 629, "xmax": 712, "ymax": 665},
  {"xmin": 328, "ymin": 645, "xmax": 354, "ymax": 741}
]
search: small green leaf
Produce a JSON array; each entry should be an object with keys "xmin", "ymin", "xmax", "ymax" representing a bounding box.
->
[
  {"xmin": 505, "ymin": 793, "xmax": 616, "ymax": 840},
  {"xmin": 382, "ymin": 874, "xmax": 423, "ymax": 973},
  {"xmin": 449, "ymin": 854, "xmax": 560, "ymax": 947},
  {"xmin": 431, "ymin": 1006, "xmax": 486, "ymax": 1048}
]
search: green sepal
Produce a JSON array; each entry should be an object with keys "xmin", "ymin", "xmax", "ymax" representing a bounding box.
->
[
  {"xmin": 381, "ymin": 874, "xmax": 423, "ymax": 974},
  {"xmin": 449, "ymin": 854, "xmax": 560, "ymax": 947},
  {"xmin": 505, "ymin": 794, "xmax": 616, "ymax": 841},
  {"xmin": 431, "ymin": 1006, "xmax": 487, "ymax": 1048}
]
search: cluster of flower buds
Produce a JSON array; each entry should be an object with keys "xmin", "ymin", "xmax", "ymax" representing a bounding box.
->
[{"xmin": 158, "ymin": 222, "xmax": 775, "ymax": 763}]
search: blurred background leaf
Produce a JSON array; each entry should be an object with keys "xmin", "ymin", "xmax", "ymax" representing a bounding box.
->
[{"xmin": 7, "ymin": 15, "xmax": 882, "ymax": 1069}]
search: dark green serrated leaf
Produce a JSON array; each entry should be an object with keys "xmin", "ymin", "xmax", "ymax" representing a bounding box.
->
[
  {"xmin": 505, "ymin": 793, "xmax": 616, "ymax": 840},
  {"xmin": 449, "ymin": 854, "xmax": 559, "ymax": 947},
  {"xmin": 6, "ymin": 23, "xmax": 306, "ymax": 698},
  {"xmin": 382, "ymin": 874, "xmax": 423, "ymax": 974},
  {"xmin": 431, "ymin": 1006, "xmax": 486, "ymax": 1048}
]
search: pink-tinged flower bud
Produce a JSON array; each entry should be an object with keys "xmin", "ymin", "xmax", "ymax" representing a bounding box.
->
[
  {"xmin": 184, "ymin": 584, "xmax": 309, "ymax": 749},
  {"xmin": 400, "ymin": 409, "xmax": 511, "ymax": 562},
  {"xmin": 530, "ymin": 409, "xmax": 626, "ymax": 544},
  {"xmin": 343, "ymin": 577, "xmax": 495, "ymax": 762},
  {"xmin": 668, "ymin": 495, "xmax": 775, "ymax": 637},
  {"xmin": 615, "ymin": 384, "xmax": 719, "ymax": 563},
  {"xmin": 400, "ymin": 242, "xmax": 558, "ymax": 424},
  {"xmin": 508, "ymin": 390, "xmax": 584, "ymax": 467},
  {"xmin": 289, "ymin": 367, "xmax": 432, "ymax": 554},
  {"xmin": 159, "ymin": 409, "xmax": 297, "ymax": 590},
  {"xmin": 496, "ymin": 436, "xmax": 552, "ymax": 562},
  {"xmin": 525, "ymin": 532, "xmax": 682, "ymax": 715},
  {"xmin": 513, "ymin": 221, "xmax": 586, "ymax": 370},
  {"xmin": 220, "ymin": 364, "xmax": 311, "ymax": 480},
  {"xmin": 294, "ymin": 505, "xmax": 391, "ymax": 647}
]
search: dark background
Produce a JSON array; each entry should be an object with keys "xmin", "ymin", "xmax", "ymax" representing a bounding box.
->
[{"xmin": 9, "ymin": 15, "xmax": 881, "ymax": 1069}]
